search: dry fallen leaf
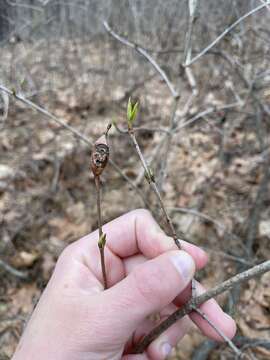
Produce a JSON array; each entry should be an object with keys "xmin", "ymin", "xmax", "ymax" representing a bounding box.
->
[{"xmin": 10, "ymin": 251, "xmax": 40, "ymax": 268}]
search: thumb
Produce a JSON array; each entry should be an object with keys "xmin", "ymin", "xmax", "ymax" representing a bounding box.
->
[{"xmin": 102, "ymin": 250, "xmax": 195, "ymax": 336}]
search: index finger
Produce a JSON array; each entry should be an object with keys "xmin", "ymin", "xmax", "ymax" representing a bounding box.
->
[{"xmin": 78, "ymin": 209, "xmax": 208, "ymax": 267}]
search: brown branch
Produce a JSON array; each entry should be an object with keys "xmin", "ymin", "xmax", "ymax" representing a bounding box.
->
[
  {"xmin": 128, "ymin": 128, "xmax": 182, "ymax": 249},
  {"xmin": 94, "ymin": 176, "xmax": 108, "ymax": 290},
  {"xmin": 133, "ymin": 260, "xmax": 270, "ymax": 353}
]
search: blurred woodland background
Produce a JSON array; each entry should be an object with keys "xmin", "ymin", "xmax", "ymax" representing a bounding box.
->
[{"xmin": 0, "ymin": 0, "xmax": 270, "ymax": 359}]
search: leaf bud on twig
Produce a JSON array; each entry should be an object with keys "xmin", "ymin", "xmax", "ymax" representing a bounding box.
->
[
  {"xmin": 127, "ymin": 97, "xmax": 139, "ymax": 129},
  {"xmin": 98, "ymin": 233, "xmax": 107, "ymax": 249}
]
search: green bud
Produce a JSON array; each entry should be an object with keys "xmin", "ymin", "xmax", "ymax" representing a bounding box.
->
[
  {"xmin": 98, "ymin": 233, "xmax": 106, "ymax": 249},
  {"xmin": 127, "ymin": 97, "xmax": 139, "ymax": 128},
  {"xmin": 112, "ymin": 118, "xmax": 117, "ymax": 127}
]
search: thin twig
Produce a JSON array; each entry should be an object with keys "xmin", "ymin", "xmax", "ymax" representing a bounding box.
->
[
  {"xmin": 193, "ymin": 308, "xmax": 242, "ymax": 357},
  {"xmin": 133, "ymin": 260, "xmax": 270, "ymax": 353},
  {"xmin": 128, "ymin": 128, "xmax": 182, "ymax": 249},
  {"xmin": 134, "ymin": 133, "xmax": 169, "ymax": 186},
  {"xmin": 113, "ymin": 122, "xmax": 170, "ymax": 135},
  {"xmin": 103, "ymin": 21, "xmax": 179, "ymax": 98},
  {"xmin": 174, "ymin": 102, "xmax": 241, "ymax": 133},
  {"xmin": 215, "ymin": 49, "xmax": 270, "ymax": 116},
  {"xmin": 185, "ymin": 1, "xmax": 270, "ymax": 67},
  {"xmin": 183, "ymin": 0, "xmax": 198, "ymax": 65},
  {"xmin": 156, "ymin": 96, "xmax": 180, "ymax": 188},
  {"xmin": 94, "ymin": 176, "xmax": 108, "ymax": 289},
  {"xmin": 169, "ymin": 206, "xmax": 242, "ymax": 245},
  {"xmin": 260, "ymin": 0, "xmax": 270, "ymax": 12},
  {"xmin": 235, "ymin": 336, "xmax": 270, "ymax": 351},
  {"xmin": 202, "ymin": 247, "xmax": 254, "ymax": 267}
]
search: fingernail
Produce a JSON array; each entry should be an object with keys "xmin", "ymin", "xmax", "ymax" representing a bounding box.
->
[
  {"xmin": 171, "ymin": 251, "xmax": 195, "ymax": 280},
  {"xmin": 161, "ymin": 342, "xmax": 172, "ymax": 357}
]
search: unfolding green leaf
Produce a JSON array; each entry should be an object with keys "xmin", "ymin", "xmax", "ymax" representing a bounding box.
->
[{"xmin": 127, "ymin": 97, "xmax": 139, "ymax": 127}]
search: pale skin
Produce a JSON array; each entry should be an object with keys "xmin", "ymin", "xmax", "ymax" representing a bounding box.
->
[{"xmin": 13, "ymin": 209, "xmax": 236, "ymax": 360}]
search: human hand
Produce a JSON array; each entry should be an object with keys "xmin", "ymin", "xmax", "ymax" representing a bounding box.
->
[{"xmin": 13, "ymin": 209, "xmax": 236, "ymax": 360}]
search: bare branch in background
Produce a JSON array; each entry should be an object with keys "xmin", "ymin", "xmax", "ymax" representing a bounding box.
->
[
  {"xmin": 183, "ymin": 0, "xmax": 199, "ymax": 65},
  {"xmin": 103, "ymin": 21, "xmax": 179, "ymax": 99},
  {"xmin": 174, "ymin": 102, "xmax": 240, "ymax": 133},
  {"xmin": 169, "ymin": 207, "xmax": 241, "ymax": 243},
  {"xmin": 260, "ymin": 0, "xmax": 270, "ymax": 12},
  {"xmin": 185, "ymin": 1, "xmax": 270, "ymax": 67},
  {"xmin": 6, "ymin": 0, "xmax": 44, "ymax": 12}
]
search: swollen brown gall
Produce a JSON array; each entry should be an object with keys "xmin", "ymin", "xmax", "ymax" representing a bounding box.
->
[{"xmin": 91, "ymin": 133, "xmax": 110, "ymax": 177}]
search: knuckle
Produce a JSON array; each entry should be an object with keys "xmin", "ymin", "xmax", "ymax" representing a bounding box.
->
[
  {"xmin": 57, "ymin": 243, "xmax": 76, "ymax": 266},
  {"xmin": 131, "ymin": 208, "xmax": 153, "ymax": 221}
]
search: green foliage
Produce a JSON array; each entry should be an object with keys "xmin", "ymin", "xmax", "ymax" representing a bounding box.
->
[
  {"xmin": 98, "ymin": 233, "xmax": 106, "ymax": 249},
  {"xmin": 127, "ymin": 97, "xmax": 139, "ymax": 128}
]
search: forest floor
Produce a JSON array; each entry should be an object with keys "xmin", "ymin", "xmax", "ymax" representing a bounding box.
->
[{"xmin": 0, "ymin": 38, "xmax": 270, "ymax": 359}]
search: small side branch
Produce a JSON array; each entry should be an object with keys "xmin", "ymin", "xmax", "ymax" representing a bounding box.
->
[
  {"xmin": 185, "ymin": 1, "xmax": 270, "ymax": 67},
  {"xmin": 133, "ymin": 260, "xmax": 270, "ymax": 353},
  {"xmin": 128, "ymin": 128, "xmax": 182, "ymax": 249},
  {"xmin": 103, "ymin": 21, "xmax": 179, "ymax": 99}
]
